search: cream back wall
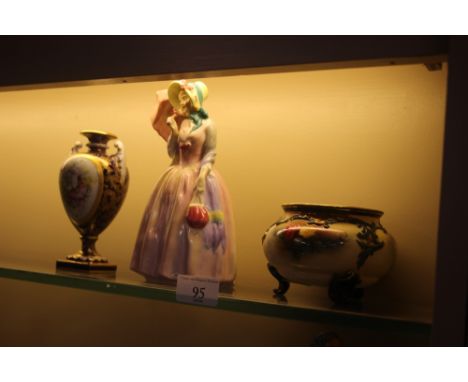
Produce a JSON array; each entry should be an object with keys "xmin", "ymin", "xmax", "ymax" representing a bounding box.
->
[{"xmin": 0, "ymin": 64, "xmax": 446, "ymax": 310}]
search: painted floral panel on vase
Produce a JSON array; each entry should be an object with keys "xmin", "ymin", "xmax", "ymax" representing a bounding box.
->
[{"xmin": 60, "ymin": 155, "xmax": 103, "ymax": 225}]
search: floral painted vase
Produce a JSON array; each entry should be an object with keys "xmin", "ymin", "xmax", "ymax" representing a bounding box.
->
[
  {"xmin": 57, "ymin": 130, "xmax": 129, "ymax": 270},
  {"xmin": 262, "ymin": 203, "xmax": 395, "ymax": 305}
]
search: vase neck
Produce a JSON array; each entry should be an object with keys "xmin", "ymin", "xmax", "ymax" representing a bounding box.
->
[
  {"xmin": 87, "ymin": 142, "xmax": 107, "ymax": 156},
  {"xmin": 80, "ymin": 130, "xmax": 117, "ymax": 157}
]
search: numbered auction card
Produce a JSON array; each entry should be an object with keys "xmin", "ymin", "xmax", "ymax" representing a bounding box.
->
[{"xmin": 176, "ymin": 274, "xmax": 220, "ymax": 307}]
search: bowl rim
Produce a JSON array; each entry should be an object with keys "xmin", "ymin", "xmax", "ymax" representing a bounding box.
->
[{"xmin": 282, "ymin": 203, "xmax": 384, "ymax": 217}]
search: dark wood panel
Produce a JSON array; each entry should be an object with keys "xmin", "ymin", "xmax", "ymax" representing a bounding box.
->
[
  {"xmin": 0, "ymin": 36, "xmax": 448, "ymax": 86},
  {"xmin": 431, "ymin": 36, "xmax": 468, "ymax": 346}
]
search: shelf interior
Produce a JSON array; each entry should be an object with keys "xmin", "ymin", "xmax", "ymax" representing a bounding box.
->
[{"xmin": 0, "ymin": 262, "xmax": 432, "ymax": 335}]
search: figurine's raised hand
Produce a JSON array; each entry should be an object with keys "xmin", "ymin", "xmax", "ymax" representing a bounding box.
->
[
  {"xmin": 152, "ymin": 90, "xmax": 174, "ymax": 142},
  {"xmin": 166, "ymin": 115, "xmax": 178, "ymax": 134}
]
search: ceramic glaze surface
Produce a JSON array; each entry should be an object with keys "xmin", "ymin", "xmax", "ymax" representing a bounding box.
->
[
  {"xmin": 262, "ymin": 204, "xmax": 395, "ymax": 300},
  {"xmin": 60, "ymin": 155, "xmax": 103, "ymax": 225}
]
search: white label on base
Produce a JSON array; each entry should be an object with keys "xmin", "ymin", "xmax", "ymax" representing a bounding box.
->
[{"xmin": 176, "ymin": 274, "xmax": 220, "ymax": 307}]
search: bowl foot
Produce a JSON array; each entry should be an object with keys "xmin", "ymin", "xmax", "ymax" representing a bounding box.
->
[
  {"xmin": 328, "ymin": 271, "xmax": 364, "ymax": 306},
  {"xmin": 267, "ymin": 263, "xmax": 290, "ymax": 297}
]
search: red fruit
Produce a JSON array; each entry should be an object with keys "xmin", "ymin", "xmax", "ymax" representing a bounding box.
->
[{"xmin": 186, "ymin": 204, "xmax": 209, "ymax": 229}]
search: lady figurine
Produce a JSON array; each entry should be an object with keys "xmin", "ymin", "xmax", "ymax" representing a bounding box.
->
[{"xmin": 131, "ymin": 80, "xmax": 236, "ymax": 288}]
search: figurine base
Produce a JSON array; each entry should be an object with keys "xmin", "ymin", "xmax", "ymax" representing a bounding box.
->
[{"xmin": 56, "ymin": 259, "xmax": 117, "ymax": 271}]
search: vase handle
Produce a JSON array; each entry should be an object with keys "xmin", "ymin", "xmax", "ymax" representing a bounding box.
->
[
  {"xmin": 110, "ymin": 140, "xmax": 127, "ymax": 181},
  {"xmin": 70, "ymin": 141, "xmax": 83, "ymax": 154}
]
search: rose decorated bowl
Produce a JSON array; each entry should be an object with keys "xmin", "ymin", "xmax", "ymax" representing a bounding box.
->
[{"xmin": 262, "ymin": 203, "xmax": 395, "ymax": 305}]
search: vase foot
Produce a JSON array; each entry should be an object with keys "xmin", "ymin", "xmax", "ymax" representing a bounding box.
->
[
  {"xmin": 56, "ymin": 259, "xmax": 117, "ymax": 271},
  {"xmin": 267, "ymin": 263, "xmax": 290, "ymax": 297},
  {"xmin": 328, "ymin": 271, "xmax": 363, "ymax": 307}
]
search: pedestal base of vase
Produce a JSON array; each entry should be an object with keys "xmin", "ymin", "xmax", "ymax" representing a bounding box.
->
[
  {"xmin": 56, "ymin": 258, "xmax": 117, "ymax": 271},
  {"xmin": 56, "ymin": 234, "xmax": 117, "ymax": 271}
]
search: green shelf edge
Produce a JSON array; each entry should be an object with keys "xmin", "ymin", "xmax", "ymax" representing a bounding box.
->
[{"xmin": 0, "ymin": 266, "xmax": 431, "ymax": 335}]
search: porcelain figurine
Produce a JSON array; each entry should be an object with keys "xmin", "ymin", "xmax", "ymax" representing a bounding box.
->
[
  {"xmin": 131, "ymin": 80, "xmax": 236, "ymax": 287},
  {"xmin": 58, "ymin": 130, "xmax": 129, "ymax": 270},
  {"xmin": 262, "ymin": 203, "xmax": 395, "ymax": 305}
]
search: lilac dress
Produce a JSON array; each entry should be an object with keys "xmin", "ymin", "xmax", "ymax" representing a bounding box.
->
[{"xmin": 131, "ymin": 117, "xmax": 236, "ymax": 285}]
